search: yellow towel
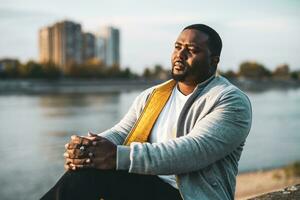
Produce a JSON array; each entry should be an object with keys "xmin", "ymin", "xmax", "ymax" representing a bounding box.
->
[{"xmin": 123, "ymin": 79, "xmax": 176, "ymax": 146}]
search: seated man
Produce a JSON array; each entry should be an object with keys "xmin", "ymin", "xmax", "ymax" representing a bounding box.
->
[{"xmin": 41, "ymin": 24, "xmax": 252, "ymax": 200}]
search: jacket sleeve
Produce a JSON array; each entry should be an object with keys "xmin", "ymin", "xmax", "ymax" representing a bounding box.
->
[
  {"xmin": 126, "ymin": 88, "xmax": 252, "ymax": 175},
  {"xmin": 98, "ymin": 88, "xmax": 153, "ymax": 145}
]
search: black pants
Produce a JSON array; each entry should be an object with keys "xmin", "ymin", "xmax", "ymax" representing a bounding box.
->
[{"xmin": 41, "ymin": 169, "xmax": 182, "ymax": 200}]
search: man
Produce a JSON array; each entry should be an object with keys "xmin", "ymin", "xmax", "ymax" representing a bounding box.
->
[{"xmin": 41, "ymin": 24, "xmax": 252, "ymax": 200}]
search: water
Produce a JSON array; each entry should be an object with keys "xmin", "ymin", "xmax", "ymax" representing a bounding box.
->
[
  {"xmin": 0, "ymin": 88, "xmax": 300, "ymax": 199},
  {"xmin": 239, "ymin": 89, "xmax": 300, "ymax": 171}
]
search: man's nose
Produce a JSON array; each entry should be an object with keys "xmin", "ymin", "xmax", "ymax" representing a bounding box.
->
[{"xmin": 177, "ymin": 48, "xmax": 187, "ymax": 60}]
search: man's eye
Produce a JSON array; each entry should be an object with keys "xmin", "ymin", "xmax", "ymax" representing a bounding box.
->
[
  {"xmin": 189, "ymin": 48, "xmax": 199, "ymax": 53},
  {"xmin": 174, "ymin": 44, "xmax": 181, "ymax": 49}
]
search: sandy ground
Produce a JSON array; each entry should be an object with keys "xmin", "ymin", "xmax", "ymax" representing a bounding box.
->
[{"xmin": 235, "ymin": 168, "xmax": 300, "ymax": 199}]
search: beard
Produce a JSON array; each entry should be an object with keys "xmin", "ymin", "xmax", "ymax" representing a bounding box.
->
[
  {"xmin": 171, "ymin": 69, "xmax": 189, "ymax": 81},
  {"xmin": 171, "ymin": 61, "xmax": 215, "ymax": 83},
  {"xmin": 171, "ymin": 62, "xmax": 198, "ymax": 82}
]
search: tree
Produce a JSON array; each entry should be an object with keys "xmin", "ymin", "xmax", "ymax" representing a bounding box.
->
[
  {"xmin": 219, "ymin": 70, "xmax": 238, "ymax": 79},
  {"xmin": 1, "ymin": 59, "xmax": 20, "ymax": 78},
  {"xmin": 238, "ymin": 61, "xmax": 271, "ymax": 79},
  {"xmin": 43, "ymin": 62, "xmax": 62, "ymax": 79},
  {"xmin": 272, "ymin": 64, "xmax": 290, "ymax": 80},
  {"xmin": 20, "ymin": 61, "xmax": 44, "ymax": 78},
  {"xmin": 142, "ymin": 65, "xmax": 170, "ymax": 80},
  {"xmin": 143, "ymin": 68, "xmax": 152, "ymax": 79},
  {"xmin": 290, "ymin": 71, "xmax": 300, "ymax": 80}
]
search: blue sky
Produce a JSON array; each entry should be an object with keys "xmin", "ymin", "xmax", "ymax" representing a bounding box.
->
[{"xmin": 0, "ymin": 0, "xmax": 299, "ymax": 73}]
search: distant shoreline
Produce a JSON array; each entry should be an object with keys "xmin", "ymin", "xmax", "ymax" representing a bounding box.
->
[
  {"xmin": 0, "ymin": 79, "xmax": 160, "ymax": 95},
  {"xmin": 0, "ymin": 78, "xmax": 300, "ymax": 94}
]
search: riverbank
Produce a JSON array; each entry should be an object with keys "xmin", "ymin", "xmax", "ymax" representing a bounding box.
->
[
  {"xmin": 0, "ymin": 78, "xmax": 300, "ymax": 94},
  {"xmin": 0, "ymin": 79, "xmax": 160, "ymax": 94},
  {"xmin": 236, "ymin": 162, "xmax": 300, "ymax": 199}
]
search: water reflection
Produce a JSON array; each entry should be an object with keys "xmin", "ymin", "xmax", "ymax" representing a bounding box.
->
[
  {"xmin": 39, "ymin": 93, "xmax": 120, "ymax": 117},
  {"xmin": 47, "ymin": 130, "xmax": 70, "ymax": 137},
  {"xmin": 0, "ymin": 91, "xmax": 140, "ymax": 200},
  {"xmin": 239, "ymin": 88, "xmax": 300, "ymax": 171}
]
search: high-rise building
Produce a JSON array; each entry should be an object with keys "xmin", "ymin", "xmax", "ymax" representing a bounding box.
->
[
  {"xmin": 82, "ymin": 33, "xmax": 96, "ymax": 62},
  {"xmin": 39, "ymin": 26, "xmax": 53, "ymax": 63},
  {"xmin": 39, "ymin": 20, "xmax": 82, "ymax": 71},
  {"xmin": 95, "ymin": 35, "xmax": 106, "ymax": 65},
  {"xmin": 39, "ymin": 21, "xmax": 120, "ymax": 71},
  {"xmin": 53, "ymin": 21, "xmax": 82, "ymax": 70},
  {"xmin": 97, "ymin": 26, "xmax": 120, "ymax": 67}
]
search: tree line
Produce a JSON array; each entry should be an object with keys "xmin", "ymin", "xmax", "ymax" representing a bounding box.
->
[
  {"xmin": 0, "ymin": 60, "xmax": 138, "ymax": 79},
  {"xmin": 220, "ymin": 61, "xmax": 300, "ymax": 80},
  {"xmin": 0, "ymin": 59, "xmax": 299, "ymax": 80}
]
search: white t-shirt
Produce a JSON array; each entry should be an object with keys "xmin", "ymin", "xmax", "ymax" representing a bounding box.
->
[{"xmin": 149, "ymin": 85, "xmax": 193, "ymax": 188}]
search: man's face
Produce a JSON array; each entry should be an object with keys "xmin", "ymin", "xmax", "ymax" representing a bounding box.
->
[{"xmin": 171, "ymin": 29, "xmax": 214, "ymax": 83}]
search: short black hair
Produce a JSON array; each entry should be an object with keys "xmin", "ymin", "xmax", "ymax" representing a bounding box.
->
[{"xmin": 183, "ymin": 24, "xmax": 222, "ymax": 57}]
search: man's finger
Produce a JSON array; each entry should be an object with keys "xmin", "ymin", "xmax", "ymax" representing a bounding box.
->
[
  {"xmin": 83, "ymin": 133, "xmax": 104, "ymax": 142},
  {"xmin": 82, "ymin": 136, "xmax": 98, "ymax": 142},
  {"xmin": 68, "ymin": 163, "xmax": 77, "ymax": 170},
  {"xmin": 72, "ymin": 163, "xmax": 94, "ymax": 169},
  {"xmin": 87, "ymin": 132, "xmax": 101, "ymax": 139},
  {"xmin": 66, "ymin": 158, "xmax": 92, "ymax": 165},
  {"xmin": 88, "ymin": 131, "xmax": 97, "ymax": 137},
  {"xmin": 67, "ymin": 138, "xmax": 99, "ymax": 149},
  {"xmin": 70, "ymin": 135, "xmax": 92, "ymax": 146},
  {"xmin": 64, "ymin": 164, "xmax": 72, "ymax": 171},
  {"xmin": 65, "ymin": 142, "xmax": 82, "ymax": 149},
  {"xmin": 65, "ymin": 148, "xmax": 87, "ymax": 159}
]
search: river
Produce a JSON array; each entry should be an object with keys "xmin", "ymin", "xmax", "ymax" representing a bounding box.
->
[{"xmin": 0, "ymin": 88, "xmax": 300, "ymax": 199}]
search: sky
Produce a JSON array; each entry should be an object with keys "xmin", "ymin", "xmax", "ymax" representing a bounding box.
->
[{"xmin": 0, "ymin": 0, "xmax": 300, "ymax": 73}]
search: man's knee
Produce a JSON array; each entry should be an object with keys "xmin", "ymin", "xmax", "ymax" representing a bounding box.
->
[
  {"xmin": 50, "ymin": 169, "xmax": 112, "ymax": 199},
  {"xmin": 56, "ymin": 169, "xmax": 104, "ymax": 190}
]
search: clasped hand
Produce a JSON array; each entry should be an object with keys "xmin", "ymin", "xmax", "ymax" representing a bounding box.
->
[{"xmin": 64, "ymin": 132, "xmax": 117, "ymax": 171}]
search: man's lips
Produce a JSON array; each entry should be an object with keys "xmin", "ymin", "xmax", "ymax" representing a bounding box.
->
[{"xmin": 173, "ymin": 61, "xmax": 185, "ymax": 71}]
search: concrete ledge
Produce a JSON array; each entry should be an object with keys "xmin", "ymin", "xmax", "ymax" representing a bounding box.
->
[{"xmin": 249, "ymin": 184, "xmax": 300, "ymax": 200}]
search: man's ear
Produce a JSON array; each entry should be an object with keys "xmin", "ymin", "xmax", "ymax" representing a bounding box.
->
[{"xmin": 211, "ymin": 56, "xmax": 220, "ymax": 67}]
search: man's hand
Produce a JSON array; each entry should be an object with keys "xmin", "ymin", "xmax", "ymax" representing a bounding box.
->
[{"xmin": 64, "ymin": 133, "xmax": 117, "ymax": 171}]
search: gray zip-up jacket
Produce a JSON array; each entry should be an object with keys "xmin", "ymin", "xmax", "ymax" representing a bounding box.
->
[{"xmin": 99, "ymin": 75, "xmax": 252, "ymax": 200}]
